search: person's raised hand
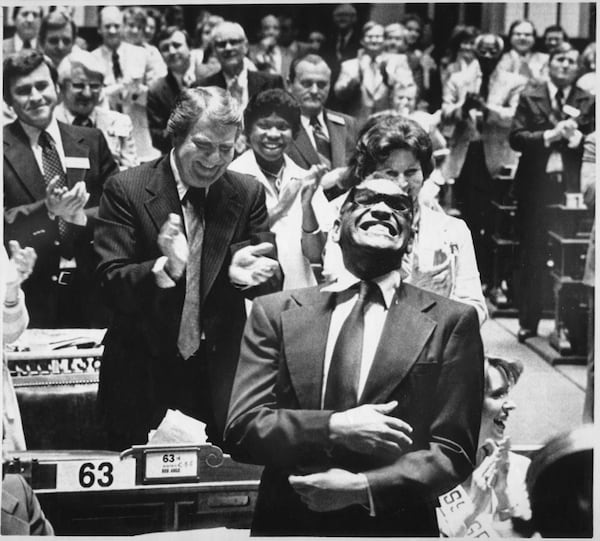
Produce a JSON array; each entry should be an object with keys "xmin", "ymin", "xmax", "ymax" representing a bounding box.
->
[
  {"xmin": 157, "ymin": 213, "xmax": 189, "ymax": 280},
  {"xmin": 228, "ymin": 242, "xmax": 279, "ymax": 288}
]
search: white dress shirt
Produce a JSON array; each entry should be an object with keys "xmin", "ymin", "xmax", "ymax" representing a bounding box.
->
[{"xmin": 321, "ymin": 268, "xmax": 401, "ymax": 405}]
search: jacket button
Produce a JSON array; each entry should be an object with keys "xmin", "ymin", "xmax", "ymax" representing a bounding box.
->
[
  {"xmin": 51, "ymin": 275, "xmax": 58, "ymax": 282},
  {"xmin": 54, "ymin": 240, "xmax": 60, "ymax": 246}
]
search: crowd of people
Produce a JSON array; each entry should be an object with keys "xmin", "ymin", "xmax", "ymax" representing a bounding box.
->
[{"xmin": 1, "ymin": 3, "xmax": 595, "ymax": 537}]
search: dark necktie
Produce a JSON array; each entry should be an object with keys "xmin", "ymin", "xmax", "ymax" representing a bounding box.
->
[
  {"xmin": 310, "ymin": 115, "xmax": 332, "ymax": 168},
  {"xmin": 177, "ymin": 187, "xmax": 206, "ymax": 360},
  {"xmin": 112, "ymin": 50, "xmax": 123, "ymax": 80},
  {"xmin": 555, "ymin": 88, "xmax": 565, "ymax": 119},
  {"xmin": 72, "ymin": 115, "xmax": 94, "ymax": 128},
  {"xmin": 324, "ymin": 281, "xmax": 382, "ymax": 411},
  {"xmin": 22, "ymin": 39, "xmax": 31, "ymax": 49},
  {"xmin": 480, "ymin": 73, "xmax": 490, "ymax": 102},
  {"xmin": 38, "ymin": 131, "xmax": 71, "ymax": 249}
]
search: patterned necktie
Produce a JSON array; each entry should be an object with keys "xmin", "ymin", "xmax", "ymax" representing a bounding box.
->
[
  {"xmin": 72, "ymin": 115, "xmax": 94, "ymax": 128},
  {"xmin": 38, "ymin": 131, "xmax": 71, "ymax": 244},
  {"xmin": 324, "ymin": 281, "xmax": 382, "ymax": 410},
  {"xmin": 228, "ymin": 76, "xmax": 243, "ymax": 105},
  {"xmin": 310, "ymin": 115, "xmax": 332, "ymax": 168},
  {"xmin": 555, "ymin": 88, "xmax": 565, "ymax": 120},
  {"xmin": 112, "ymin": 50, "xmax": 123, "ymax": 80},
  {"xmin": 177, "ymin": 187, "xmax": 206, "ymax": 360}
]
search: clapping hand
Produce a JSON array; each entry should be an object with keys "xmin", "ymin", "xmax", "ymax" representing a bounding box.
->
[
  {"xmin": 157, "ymin": 213, "xmax": 189, "ymax": 281},
  {"xmin": 45, "ymin": 178, "xmax": 90, "ymax": 225},
  {"xmin": 7, "ymin": 240, "xmax": 36, "ymax": 286},
  {"xmin": 299, "ymin": 164, "xmax": 328, "ymax": 205},
  {"xmin": 228, "ymin": 242, "xmax": 279, "ymax": 288}
]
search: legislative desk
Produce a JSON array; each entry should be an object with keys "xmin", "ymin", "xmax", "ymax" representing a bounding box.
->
[{"xmin": 4, "ymin": 330, "xmax": 263, "ymax": 535}]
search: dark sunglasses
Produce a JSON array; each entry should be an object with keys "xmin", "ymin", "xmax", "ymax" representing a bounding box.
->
[
  {"xmin": 46, "ymin": 36, "xmax": 73, "ymax": 46},
  {"xmin": 351, "ymin": 187, "xmax": 413, "ymax": 214}
]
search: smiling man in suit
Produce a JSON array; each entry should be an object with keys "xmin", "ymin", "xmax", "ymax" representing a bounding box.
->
[
  {"xmin": 200, "ymin": 21, "xmax": 283, "ymax": 109},
  {"xmin": 287, "ymin": 54, "xmax": 358, "ymax": 200},
  {"xmin": 225, "ymin": 173, "xmax": 484, "ymax": 536},
  {"xmin": 3, "ymin": 50, "xmax": 118, "ymax": 328},
  {"xmin": 94, "ymin": 86, "xmax": 282, "ymax": 451}
]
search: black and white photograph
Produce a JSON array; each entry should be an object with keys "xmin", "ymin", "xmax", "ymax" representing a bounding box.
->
[{"xmin": 1, "ymin": 1, "xmax": 595, "ymax": 537}]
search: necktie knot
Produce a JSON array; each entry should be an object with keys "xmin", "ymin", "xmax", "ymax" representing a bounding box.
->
[
  {"xmin": 38, "ymin": 130, "xmax": 53, "ymax": 148},
  {"xmin": 357, "ymin": 281, "xmax": 382, "ymax": 310},
  {"xmin": 73, "ymin": 115, "xmax": 93, "ymax": 128},
  {"xmin": 22, "ymin": 39, "xmax": 32, "ymax": 49},
  {"xmin": 185, "ymin": 187, "xmax": 206, "ymax": 212}
]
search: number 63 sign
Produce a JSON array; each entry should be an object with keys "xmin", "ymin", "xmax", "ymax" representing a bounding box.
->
[{"xmin": 56, "ymin": 458, "xmax": 136, "ymax": 492}]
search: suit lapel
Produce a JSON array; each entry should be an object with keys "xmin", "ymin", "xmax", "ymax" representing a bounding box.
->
[
  {"xmin": 531, "ymin": 84, "xmax": 553, "ymax": 118},
  {"xmin": 59, "ymin": 122, "xmax": 90, "ymax": 187},
  {"xmin": 201, "ymin": 173, "xmax": 244, "ymax": 301},
  {"xmin": 3, "ymin": 121, "xmax": 46, "ymax": 201},
  {"xmin": 282, "ymin": 289, "xmax": 334, "ymax": 409},
  {"xmin": 144, "ymin": 157, "xmax": 182, "ymax": 233},
  {"xmin": 325, "ymin": 111, "xmax": 345, "ymax": 166},
  {"xmin": 360, "ymin": 285, "xmax": 437, "ymax": 404},
  {"xmin": 290, "ymin": 126, "xmax": 320, "ymax": 167},
  {"xmin": 247, "ymin": 72, "xmax": 261, "ymax": 97}
]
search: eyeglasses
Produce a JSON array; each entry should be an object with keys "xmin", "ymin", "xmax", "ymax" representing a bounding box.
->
[
  {"xmin": 351, "ymin": 188, "xmax": 413, "ymax": 213},
  {"xmin": 69, "ymin": 82, "xmax": 103, "ymax": 93},
  {"xmin": 214, "ymin": 38, "xmax": 245, "ymax": 49},
  {"xmin": 45, "ymin": 36, "xmax": 73, "ymax": 46}
]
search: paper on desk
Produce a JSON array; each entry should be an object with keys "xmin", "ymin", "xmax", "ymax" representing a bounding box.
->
[
  {"xmin": 147, "ymin": 409, "xmax": 208, "ymax": 445},
  {"xmin": 136, "ymin": 527, "xmax": 250, "ymax": 539}
]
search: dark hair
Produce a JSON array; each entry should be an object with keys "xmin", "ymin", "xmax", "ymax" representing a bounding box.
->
[
  {"xmin": 508, "ymin": 19, "xmax": 538, "ymax": 45},
  {"xmin": 447, "ymin": 25, "xmax": 480, "ymax": 61},
  {"xmin": 401, "ymin": 13, "xmax": 423, "ymax": 31},
  {"xmin": 163, "ymin": 6, "xmax": 185, "ymax": 28},
  {"xmin": 543, "ymin": 24, "xmax": 568, "ymax": 42},
  {"xmin": 156, "ymin": 26, "xmax": 191, "ymax": 48},
  {"xmin": 3, "ymin": 50, "xmax": 58, "ymax": 105},
  {"xmin": 485, "ymin": 356, "xmax": 523, "ymax": 393},
  {"xmin": 167, "ymin": 86, "xmax": 242, "ymax": 144},
  {"xmin": 548, "ymin": 41, "xmax": 577, "ymax": 62},
  {"xmin": 344, "ymin": 112, "xmax": 433, "ymax": 189},
  {"xmin": 39, "ymin": 11, "xmax": 77, "ymax": 46},
  {"xmin": 13, "ymin": 6, "xmax": 43, "ymax": 21},
  {"xmin": 289, "ymin": 53, "xmax": 331, "ymax": 83},
  {"xmin": 243, "ymin": 88, "xmax": 301, "ymax": 138}
]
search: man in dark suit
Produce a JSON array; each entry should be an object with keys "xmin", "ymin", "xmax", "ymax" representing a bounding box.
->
[
  {"xmin": 509, "ymin": 42, "xmax": 595, "ymax": 343},
  {"xmin": 225, "ymin": 174, "xmax": 484, "ymax": 536},
  {"xmin": 3, "ymin": 50, "xmax": 118, "ymax": 328},
  {"xmin": 199, "ymin": 21, "xmax": 283, "ymax": 109},
  {"xmin": 95, "ymin": 86, "xmax": 283, "ymax": 451},
  {"xmin": 286, "ymin": 54, "xmax": 358, "ymax": 200},
  {"xmin": 147, "ymin": 27, "xmax": 195, "ymax": 154}
]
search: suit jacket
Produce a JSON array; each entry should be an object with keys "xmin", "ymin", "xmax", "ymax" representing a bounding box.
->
[
  {"xmin": 509, "ymin": 83, "xmax": 595, "ymax": 207},
  {"xmin": 1, "ymin": 474, "xmax": 54, "ymax": 535},
  {"xmin": 286, "ymin": 109, "xmax": 358, "ymax": 170},
  {"xmin": 3, "ymin": 120, "xmax": 118, "ymax": 327},
  {"xmin": 441, "ymin": 66, "xmax": 528, "ymax": 180},
  {"xmin": 199, "ymin": 69, "xmax": 284, "ymax": 100},
  {"xmin": 94, "ymin": 156, "xmax": 282, "ymax": 450},
  {"xmin": 54, "ymin": 102, "xmax": 139, "ymax": 170},
  {"xmin": 147, "ymin": 71, "xmax": 182, "ymax": 155},
  {"xmin": 225, "ymin": 283, "xmax": 484, "ymax": 536}
]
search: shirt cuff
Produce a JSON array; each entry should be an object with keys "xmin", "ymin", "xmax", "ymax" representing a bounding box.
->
[
  {"xmin": 568, "ymin": 130, "xmax": 583, "ymax": 148},
  {"xmin": 153, "ymin": 256, "xmax": 176, "ymax": 288},
  {"xmin": 543, "ymin": 129, "xmax": 554, "ymax": 147},
  {"xmin": 358, "ymin": 473, "xmax": 376, "ymax": 517}
]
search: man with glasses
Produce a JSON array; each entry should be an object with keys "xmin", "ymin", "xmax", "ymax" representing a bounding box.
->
[
  {"xmin": 3, "ymin": 6, "xmax": 43, "ymax": 56},
  {"xmin": 200, "ymin": 21, "xmax": 283, "ymax": 109},
  {"xmin": 3, "ymin": 49, "xmax": 118, "ymax": 328},
  {"xmin": 225, "ymin": 172, "xmax": 484, "ymax": 536},
  {"xmin": 55, "ymin": 50, "xmax": 138, "ymax": 170},
  {"xmin": 39, "ymin": 10, "xmax": 77, "ymax": 69}
]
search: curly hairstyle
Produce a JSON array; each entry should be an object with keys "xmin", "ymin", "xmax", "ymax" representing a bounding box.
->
[
  {"xmin": 243, "ymin": 88, "xmax": 301, "ymax": 138},
  {"xmin": 343, "ymin": 111, "xmax": 433, "ymax": 189}
]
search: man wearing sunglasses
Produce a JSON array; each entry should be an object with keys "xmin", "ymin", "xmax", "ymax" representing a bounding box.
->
[
  {"xmin": 199, "ymin": 21, "xmax": 283, "ymax": 109},
  {"xmin": 55, "ymin": 49, "xmax": 138, "ymax": 170},
  {"xmin": 225, "ymin": 173, "xmax": 484, "ymax": 536}
]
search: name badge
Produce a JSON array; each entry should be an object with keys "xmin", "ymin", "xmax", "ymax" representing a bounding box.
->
[{"xmin": 65, "ymin": 156, "xmax": 90, "ymax": 169}]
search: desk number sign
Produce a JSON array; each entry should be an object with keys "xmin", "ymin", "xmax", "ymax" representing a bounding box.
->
[{"xmin": 144, "ymin": 450, "xmax": 199, "ymax": 482}]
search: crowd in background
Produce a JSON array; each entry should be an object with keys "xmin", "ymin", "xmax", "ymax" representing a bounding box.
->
[{"xmin": 1, "ymin": 4, "xmax": 595, "ymax": 537}]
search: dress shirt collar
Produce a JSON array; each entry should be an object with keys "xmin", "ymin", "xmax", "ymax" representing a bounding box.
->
[
  {"xmin": 20, "ymin": 116, "xmax": 61, "ymax": 148},
  {"xmin": 223, "ymin": 66, "xmax": 248, "ymax": 88},
  {"xmin": 169, "ymin": 149, "xmax": 210, "ymax": 202},
  {"xmin": 301, "ymin": 110, "xmax": 326, "ymax": 129},
  {"xmin": 547, "ymin": 80, "xmax": 572, "ymax": 103},
  {"xmin": 322, "ymin": 266, "xmax": 401, "ymax": 309},
  {"xmin": 60, "ymin": 106, "xmax": 97, "ymax": 126},
  {"xmin": 14, "ymin": 34, "xmax": 37, "ymax": 52}
]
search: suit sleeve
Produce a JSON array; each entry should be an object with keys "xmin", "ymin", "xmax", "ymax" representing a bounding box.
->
[
  {"xmin": 364, "ymin": 306, "xmax": 484, "ymax": 514},
  {"xmin": 94, "ymin": 174, "xmax": 171, "ymax": 314},
  {"xmin": 225, "ymin": 297, "xmax": 333, "ymax": 468},
  {"xmin": 509, "ymin": 94, "xmax": 547, "ymax": 153}
]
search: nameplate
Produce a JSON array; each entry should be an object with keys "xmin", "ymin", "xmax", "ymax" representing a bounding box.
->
[
  {"xmin": 65, "ymin": 156, "xmax": 90, "ymax": 169},
  {"xmin": 145, "ymin": 449, "xmax": 199, "ymax": 481}
]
